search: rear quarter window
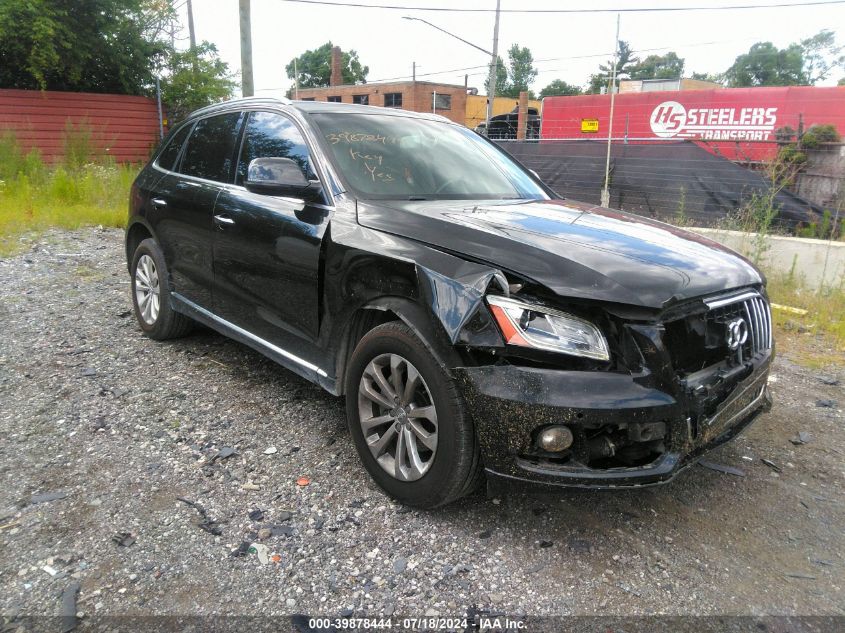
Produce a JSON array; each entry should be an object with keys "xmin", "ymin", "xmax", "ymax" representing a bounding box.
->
[
  {"xmin": 179, "ymin": 112, "xmax": 243, "ymax": 182},
  {"xmin": 156, "ymin": 124, "xmax": 192, "ymax": 171}
]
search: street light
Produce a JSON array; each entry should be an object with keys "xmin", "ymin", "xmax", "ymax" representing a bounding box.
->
[{"xmin": 402, "ymin": 7, "xmax": 500, "ymax": 134}]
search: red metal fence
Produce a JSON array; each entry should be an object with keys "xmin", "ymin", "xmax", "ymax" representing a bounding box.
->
[
  {"xmin": 540, "ymin": 86, "xmax": 845, "ymax": 163},
  {"xmin": 0, "ymin": 89, "xmax": 162, "ymax": 163}
]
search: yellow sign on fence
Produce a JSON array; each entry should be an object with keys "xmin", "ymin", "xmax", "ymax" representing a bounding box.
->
[{"xmin": 581, "ymin": 118, "xmax": 599, "ymax": 133}]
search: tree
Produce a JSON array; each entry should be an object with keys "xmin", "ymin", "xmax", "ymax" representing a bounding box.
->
[
  {"xmin": 0, "ymin": 0, "xmax": 169, "ymax": 94},
  {"xmin": 501, "ymin": 43, "xmax": 537, "ymax": 98},
  {"xmin": 724, "ymin": 41, "xmax": 806, "ymax": 87},
  {"xmin": 285, "ymin": 42, "xmax": 368, "ymax": 88},
  {"xmin": 160, "ymin": 42, "xmax": 237, "ymax": 123},
  {"xmin": 690, "ymin": 71, "xmax": 723, "ymax": 84},
  {"xmin": 539, "ymin": 79, "xmax": 582, "ymax": 98},
  {"xmin": 800, "ymin": 29, "xmax": 845, "ymax": 84},
  {"xmin": 485, "ymin": 55, "xmax": 509, "ymax": 97},
  {"xmin": 628, "ymin": 52, "xmax": 685, "ymax": 80},
  {"xmin": 839, "ymin": 76, "xmax": 845, "ymax": 86},
  {"xmin": 587, "ymin": 40, "xmax": 638, "ymax": 93}
]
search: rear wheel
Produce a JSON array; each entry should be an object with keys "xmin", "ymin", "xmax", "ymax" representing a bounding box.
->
[
  {"xmin": 130, "ymin": 238, "xmax": 193, "ymax": 340},
  {"xmin": 345, "ymin": 321, "xmax": 482, "ymax": 508}
]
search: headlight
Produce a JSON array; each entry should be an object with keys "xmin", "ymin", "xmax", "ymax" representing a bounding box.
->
[{"xmin": 486, "ymin": 295, "xmax": 610, "ymax": 361}]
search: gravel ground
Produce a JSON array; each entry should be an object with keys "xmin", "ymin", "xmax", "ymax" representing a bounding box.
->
[{"xmin": 1, "ymin": 228, "xmax": 843, "ymax": 626}]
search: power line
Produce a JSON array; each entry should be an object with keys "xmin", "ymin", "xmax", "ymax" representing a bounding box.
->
[{"xmin": 275, "ymin": 0, "xmax": 845, "ymax": 14}]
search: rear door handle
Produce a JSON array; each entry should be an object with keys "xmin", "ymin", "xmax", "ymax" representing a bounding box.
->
[
  {"xmin": 151, "ymin": 197, "xmax": 167, "ymax": 209},
  {"xmin": 214, "ymin": 214, "xmax": 235, "ymax": 226}
]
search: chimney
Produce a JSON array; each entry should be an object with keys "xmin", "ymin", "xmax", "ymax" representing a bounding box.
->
[{"xmin": 330, "ymin": 46, "xmax": 342, "ymax": 86}]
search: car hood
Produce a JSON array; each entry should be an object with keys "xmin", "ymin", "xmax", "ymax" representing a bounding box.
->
[{"xmin": 356, "ymin": 198, "xmax": 762, "ymax": 309}]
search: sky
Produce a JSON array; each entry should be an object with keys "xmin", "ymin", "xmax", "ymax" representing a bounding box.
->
[{"xmin": 180, "ymin": 0, "xmax": 845, "ymax": 97}]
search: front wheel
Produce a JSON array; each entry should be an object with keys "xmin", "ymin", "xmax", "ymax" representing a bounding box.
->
[{"xmin": 345, "ymin": 322, "xmax": 482, "ymax": 508}]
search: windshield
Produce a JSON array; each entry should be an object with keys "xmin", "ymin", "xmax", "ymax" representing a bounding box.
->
[{"xmin": 310, "ymin": 112, "xmax": 549, "ymax": 201}]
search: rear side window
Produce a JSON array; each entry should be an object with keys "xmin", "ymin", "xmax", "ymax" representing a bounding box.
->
[
  {"xmin": 236, "ymin": 111, "xmax": 312, "ymax": 185},
  {"xmin": 156, "ymin": 124, "xmax": 192, "ymax": 171},
  {"xmin": 180, "ymin": 113, "xmax": 242, "ymax": 182}
]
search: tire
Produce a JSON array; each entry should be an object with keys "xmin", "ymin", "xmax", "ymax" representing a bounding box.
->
[
  {"xmin": 130, "ymin": 238, "xmax": 193, "ymax": 340},
  {"xmin": 345, "ymin": 321, "xmax": 483, "ymax": 509}
]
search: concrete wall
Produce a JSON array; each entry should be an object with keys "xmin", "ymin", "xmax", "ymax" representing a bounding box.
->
[
  {"xmin": 691, "ymin": 227, "xmax": 844, "ymax": 289},
  {"xmin": 795, "ymin": 143, "xmax": 845, "ymax": 210}
]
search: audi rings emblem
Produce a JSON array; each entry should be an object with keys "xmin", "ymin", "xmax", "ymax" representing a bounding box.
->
[{"xmin": 725, "ymin": 318, "xmax": 749, "ymax": 350}]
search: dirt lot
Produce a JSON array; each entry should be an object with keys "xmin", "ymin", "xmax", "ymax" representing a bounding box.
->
[{"xmin": 0, "ymin": 228, "xmax": 843, "ymax": 627}]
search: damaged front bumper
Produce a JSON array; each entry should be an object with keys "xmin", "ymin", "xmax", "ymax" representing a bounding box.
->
[{"xmin": 455, "ymin": 353, "xmax": 772, "ymax": 490}]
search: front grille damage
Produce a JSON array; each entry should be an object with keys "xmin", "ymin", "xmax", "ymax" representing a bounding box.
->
[{"xmin": 520, "ymin": 290, "xmax": 772, "ymax": 471}]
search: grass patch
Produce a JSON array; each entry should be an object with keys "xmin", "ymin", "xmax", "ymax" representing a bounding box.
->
[{"xmin": 0, "ymin": 130, "xmax": 139, "ymax": 257}]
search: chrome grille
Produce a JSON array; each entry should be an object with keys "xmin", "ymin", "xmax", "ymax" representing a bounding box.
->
[{"xmin": 705, "ymin": 290, "xmax": 772, "ymax": 357}]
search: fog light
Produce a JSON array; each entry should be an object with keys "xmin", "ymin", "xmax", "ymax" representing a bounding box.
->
[{"xmin": 538, "ymin": 426, "xmax": 574, "ymax": 452}]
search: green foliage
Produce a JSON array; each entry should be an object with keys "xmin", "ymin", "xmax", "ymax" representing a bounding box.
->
[
  {"xmin": 724, "ymin": 41, "xmax": 806, "ymax": 87},
  {"xmin": 801, "ymin": 124, "xmax": 841, "ymax": 148},
  {"xmin": 839, "ymin": 76, "xmax": 845, "ymax": 86},
  {"xmin": 689, "ymin": 71, "xmax": 723, "ymax": 84},
  {"xmin": 484, "ymin": 55, "xmax": 509, "ymax": 97},
  {"xmin": 800, "ymin": 29, "xmax": 845, "ymax": 84},
  {"xmin": 285, "ymin": 42, "xmax": 369, "ymax": 89},
  {"xmin": 539, "ymin": 80, "xmax": 582, "ymax": 98},
  {"xmin": 724, "ymin": 30, "xmax": 845, "ymax": 87},
  {"xmin": 0, "ymin": 0, "xmax": 169, "ymax": 94},
  {"xmin": 62, "ymin": 119, "xmax": 95, "ymax": 171},
  {"xmin": 587, "ymin": 40, "xmax": 638, "ymax": 94},
  {"xmin": 0, "ymin": 132, "xmax": 134, "ymax": 256},
  {"xmin": 160, "ymin": 42, "xmax": 237, "ymax": 124},
  {"xmin": 628, "ymin": 52, "xmax": 685, "ymax": 80},
  {"xmin": 498, "ymin": 44, "xmax": 537, "ymax": 98}
]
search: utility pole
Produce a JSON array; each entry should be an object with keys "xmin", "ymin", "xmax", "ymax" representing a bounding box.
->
[
  {"xmin": 239, "ymin": 0, "xmax": 254, "ymax": 97},
  {"xmin": 186, "ymin": 0, "xmax": 198, "ymax": 73},
  {"xmin": 484, "ymin": 0, "xmax": 501, "ymax": 135},
  {"xmin": 412, "ymin": 61, "xmax": 416, "ymax": 82},
  {"xmin": 186, "ymin": 0, "xmax": 196, "ymax": 49},
  {"xmin": 601, "ymin": 14, "xmax": 620, "ymax": 208}
]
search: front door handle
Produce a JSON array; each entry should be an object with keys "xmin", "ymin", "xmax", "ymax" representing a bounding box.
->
[{"xmin": 214, "ymin": 214, "xmax": 235, "ymax": 226}]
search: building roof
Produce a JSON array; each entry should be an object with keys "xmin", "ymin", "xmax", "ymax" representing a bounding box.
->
[{"xmin": 297, "ymin": 80, "xmax": 468, "ymax": 92}]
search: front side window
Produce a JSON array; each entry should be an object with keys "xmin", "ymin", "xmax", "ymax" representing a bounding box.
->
[
  {"xmin": 236, "ymin": 111, "xmax": 312, "ymax": 186},
  {"xmin": 180, "ymin": 113, "xmax": 242, "ymax": 182},
  {"xmin": 157, "ymin": 123, "xmax": 193, "ymax": 171},
  {"xmin": 312, "ymin": 112, "xmax": 547, "ymax": 201},
  {"xmin": 384, "ymin": 93, "xmax": 402, "ymax": 108}
]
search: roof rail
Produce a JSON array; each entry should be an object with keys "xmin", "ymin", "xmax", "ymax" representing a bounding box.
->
[{"xmin": 190, "ymin": 95, "xmax": 292, "ymax": 118}]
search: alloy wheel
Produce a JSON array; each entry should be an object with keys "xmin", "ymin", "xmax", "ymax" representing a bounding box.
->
[
  {"xmin": 134, "ymin": 254, "xmax": 161, "ymax": 325},
  {"xmin": 357, "ymin": 353, "xmax": 438, "ymax": 481}
]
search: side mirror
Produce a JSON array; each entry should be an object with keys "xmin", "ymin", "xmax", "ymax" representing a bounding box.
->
[{"xmin": 244, "ymin": 157, "xmax": 322, "ymax": 201}]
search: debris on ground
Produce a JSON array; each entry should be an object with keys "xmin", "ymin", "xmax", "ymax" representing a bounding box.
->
[
  {"xmin": 770, "ymin": 303, "xmax": 808, "ymax": 315},
  {"xmin": 60, "ymin": 581, "xmax": 80, "ymax": 633},
  {"xmin": 214, "ymin": 446, "xmax": 237, "ymax": 460},
  {"xmin": 538, "ymin": 540, "xmax": 554, "ymax": 549},
  {"xmin": 263, "ymin": 446, "xmax": 277, "ymax": 455},
  {"xmin": 248, "ymin": 509, "xmax": 265, "ymax": 522},
  {"xmin": 815, "ymin": 399, "xmax": 837, "ymax": 408},
  {"xmin": 699, "ymin": 460, "xmax": 746, "ymax": 477},
  {"xmin": 790, "ymin": 431, "xmax": 814, "ymax": 445},
  {"xmin": 818, "ymin": 376, "xmax": 840, "ymax": 386},
  {"xmin": 111, "ymin": 532, "xmax": 135, "ymax": 547},
  {"xmin": 230, "ymin": 541, "xmax": 251, "ymax": 558},
  {"xmin": 296, "ymin": 476, "xmax": 310, "ymax": 487},
  {"xmin": 30, "ymin": 491, "xmax": 68, "ymax": 505},
  {"xmin": 249, "ymin": 542, "xmax": 269, "ymax": 564},
  {"xmin": 176, "ymin": 497, "xmax": 224, "ymax": 535},
  {"xmin": 761, "ymin": 458, "xmax": 782, "ymax": 473}
]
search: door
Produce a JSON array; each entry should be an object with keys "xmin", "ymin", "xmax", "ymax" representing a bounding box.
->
[
  {"xmin": 150, "ymin": 112, "xmax": 243, "ymax": 308},
  {"xmin": 212, "ymin": 110, "xmax": 331, "ymax": 350}
]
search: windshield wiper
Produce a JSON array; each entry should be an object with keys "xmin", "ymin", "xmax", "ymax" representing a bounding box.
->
[{"xmin": 407, "ymin": 196, "xmax": 428, "ymax": 201}]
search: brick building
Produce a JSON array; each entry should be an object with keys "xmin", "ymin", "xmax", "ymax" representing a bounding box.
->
[{"xmin": 293, "ymin": 46, "xmax": 469, "ymax": 125}]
